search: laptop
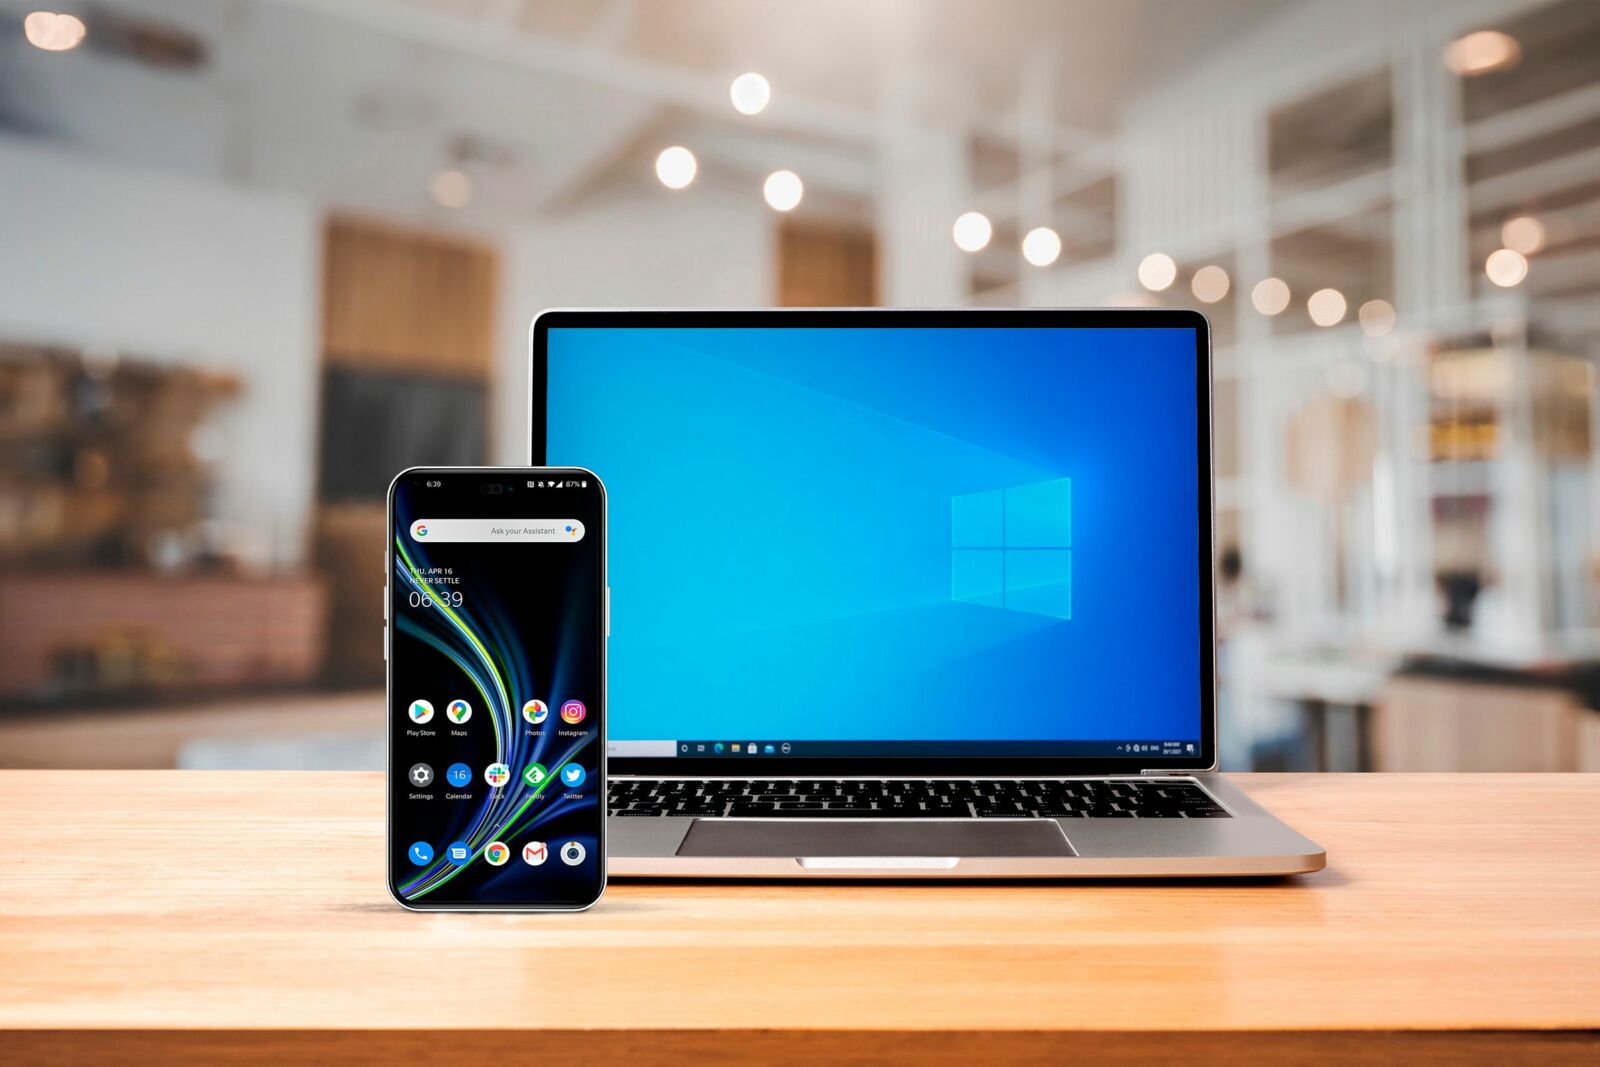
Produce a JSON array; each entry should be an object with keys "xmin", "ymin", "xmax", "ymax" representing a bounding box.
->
[{"xmin": 532, "ymin": 308, "xmax": 1324, "ymax": 878}]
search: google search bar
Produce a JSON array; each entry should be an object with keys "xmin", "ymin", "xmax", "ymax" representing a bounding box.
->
[{"xmin": 408, "ymin": 519, "xmax": 585, "ymax": 543}]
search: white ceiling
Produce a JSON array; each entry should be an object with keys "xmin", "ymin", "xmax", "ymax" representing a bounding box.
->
[{"xmin": 0, "ymin": 0, "xmax": 1292, "ymax": 226}]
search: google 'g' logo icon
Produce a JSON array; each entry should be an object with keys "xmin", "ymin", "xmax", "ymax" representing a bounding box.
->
[{"xmin": 413, "ymin": 522, "xmax": 428, "ymax": 538}]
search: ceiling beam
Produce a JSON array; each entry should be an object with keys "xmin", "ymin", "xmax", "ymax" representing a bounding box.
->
[
  {"xmin": 1471, "ymin": 145, "xmax": 1600, "ymax": 215},
  {"xmin": 529, "ymin": 102, "xmax": 665, "ymax": 213},
  {"xmin": 1465, "ymin": 82, "xmax": 1600, "ymax": 157},
  {"xmin": 265, "ymin": 0, "xmax": 1108, "ymax": 157},
  {"xmin": 1270, "ymin": 168, "xmax": 1393, "ymax": 236},
  {"xmin": 269, "ymin": 0, "xmax": 878, "ymax": 139}
]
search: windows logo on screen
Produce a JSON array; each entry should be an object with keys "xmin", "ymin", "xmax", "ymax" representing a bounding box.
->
[{"xmin": 950, "ymin": 477, "xmax": 1072, "ymax": 620}]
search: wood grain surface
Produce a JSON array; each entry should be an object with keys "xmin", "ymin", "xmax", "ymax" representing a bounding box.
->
[{"xmin": 2, "ymin": 772, "xmax": 1597, "ymax": 1064}]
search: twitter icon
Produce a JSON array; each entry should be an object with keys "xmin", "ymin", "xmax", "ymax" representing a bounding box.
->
[{"xmin": 560, "ymin": 763, "xmax": 587, "ymax": 789}]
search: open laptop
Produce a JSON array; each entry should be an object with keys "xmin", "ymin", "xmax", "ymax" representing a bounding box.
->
[{"xmin": 532, "ymin": 308, "xmax": 1324, "ymax": 878}]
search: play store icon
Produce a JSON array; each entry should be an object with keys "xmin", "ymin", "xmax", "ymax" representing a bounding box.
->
[{"xmin": 409, "ymin": 699, "xmax": 434, "ymax": 724}]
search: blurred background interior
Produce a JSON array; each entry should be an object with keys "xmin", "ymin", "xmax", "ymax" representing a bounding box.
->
[{"xmin": 1, "ymin": 0, "xmax": 1597, "ymax": 772}]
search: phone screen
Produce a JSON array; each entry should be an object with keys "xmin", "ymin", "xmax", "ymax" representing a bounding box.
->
[{"xmin": 387, "ymin": 469, "xmax": 605, "ymax": 909}]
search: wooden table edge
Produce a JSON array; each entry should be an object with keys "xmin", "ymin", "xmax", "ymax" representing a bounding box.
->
[{"xmin": 5, "ymin": 1027, "xmax": 1598, "ymax": 1066}]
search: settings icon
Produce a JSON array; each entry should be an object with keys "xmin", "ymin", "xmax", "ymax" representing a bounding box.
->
[{"xmin": 408, "ymin": 763, "xmax": 434, "ymax": 788}]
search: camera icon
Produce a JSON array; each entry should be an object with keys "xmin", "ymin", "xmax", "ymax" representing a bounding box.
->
[{"xmin": 559, "ymin": 841, "xmax": 586, "ymax": 866}]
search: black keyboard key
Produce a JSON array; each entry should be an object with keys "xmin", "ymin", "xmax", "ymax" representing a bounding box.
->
[{"xmin": 725, "ymin": 802, "xmax": 778, "ymax": 816}]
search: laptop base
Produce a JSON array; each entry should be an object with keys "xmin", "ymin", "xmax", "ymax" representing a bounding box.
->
[{"xmin": 607, "ymin": 774, "xmax": 1325, "ymax": 879}]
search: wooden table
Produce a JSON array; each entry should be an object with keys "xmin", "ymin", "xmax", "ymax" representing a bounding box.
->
[{"xmin": 2, "ymin": 773, "xmax": 1597, "ymax": 1064}]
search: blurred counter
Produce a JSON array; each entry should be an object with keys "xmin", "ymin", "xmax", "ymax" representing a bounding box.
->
[{"xmin": 0, "ymin": 570, "xmax": 326, "ymax": 706}]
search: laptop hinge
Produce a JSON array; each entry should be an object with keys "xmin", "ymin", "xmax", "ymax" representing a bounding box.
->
[{"xmin": 1139, "ymin": 768, "xmax": 1200, "ymax": 776}]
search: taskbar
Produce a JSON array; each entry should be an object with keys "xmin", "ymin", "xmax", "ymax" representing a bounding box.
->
[{"xmin": 609, "ymin": 739, "xmax": 1201, "ymax": 759}]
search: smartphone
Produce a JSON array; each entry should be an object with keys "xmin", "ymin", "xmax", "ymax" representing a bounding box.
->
[{"xmin": 386, "ymin": 467, "xmax": 606, "ymax": 910}]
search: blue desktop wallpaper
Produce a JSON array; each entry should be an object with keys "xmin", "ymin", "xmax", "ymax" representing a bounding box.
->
[{"xmin": 547, "ymin": 326, "xmax": 1203, "ymax": 747}]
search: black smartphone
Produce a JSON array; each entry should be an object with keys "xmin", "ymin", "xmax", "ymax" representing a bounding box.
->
[{"xmin": 386, "ymin": 467, "xmax": 606, "ymax": 910}]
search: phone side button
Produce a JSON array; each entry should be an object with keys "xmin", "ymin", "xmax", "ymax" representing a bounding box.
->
[{"xmin": 606, "ymin": 586, "xmax": 611, "ymax": 638}]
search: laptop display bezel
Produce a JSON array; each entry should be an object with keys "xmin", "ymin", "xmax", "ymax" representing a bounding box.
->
[{"xmin": 532, "ymin": 307, "xmax": 1217, "ymax": 776}]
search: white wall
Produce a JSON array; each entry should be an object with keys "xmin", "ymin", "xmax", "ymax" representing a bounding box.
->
[
  {"xmin": 491, "ymin": 190, "xmax": 775, "ymax": 465},
  {"xmin": 0, "ymin": 141, "xmax": 320, "ymax": 568}
]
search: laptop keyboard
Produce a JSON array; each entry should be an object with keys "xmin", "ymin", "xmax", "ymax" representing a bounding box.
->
[{"xmin": 609, "ymin": 779, "xmax": 1230, "ymax": 819}]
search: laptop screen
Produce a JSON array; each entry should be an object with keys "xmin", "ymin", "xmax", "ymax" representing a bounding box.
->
[{"xmin": 543, "ymin": 318, "xmax": 1208, "ymax": 764}]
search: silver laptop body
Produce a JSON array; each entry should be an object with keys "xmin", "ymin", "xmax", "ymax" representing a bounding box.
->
[{"xmin": 532, "ymin": 308, "xmax": 1325, "ymax": 878}]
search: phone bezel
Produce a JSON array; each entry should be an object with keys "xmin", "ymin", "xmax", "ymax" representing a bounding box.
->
[{"xmin": 385, "ymin": 465, "xmax": 607, "ymax": 911}]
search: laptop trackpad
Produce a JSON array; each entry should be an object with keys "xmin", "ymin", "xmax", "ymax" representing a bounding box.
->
[{"xmin": 677, "ymin": 819, "xmax": 1075, "ymax": 857}]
